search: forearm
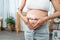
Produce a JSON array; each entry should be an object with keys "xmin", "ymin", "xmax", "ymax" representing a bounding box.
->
[
  {"xmin": 18, "ymin": 0, "xmax": 26, "ymax": 20},
  {"xmin": 18, "ymin": 0, "xmax": 26, "ymax": 11},
  {"xmin": 47, "ymin": 11, "xmax": 60, "ymax": 20},
  {"xmin": 18, "ymin": 10, "xmax": 25, "ymax": 20}
]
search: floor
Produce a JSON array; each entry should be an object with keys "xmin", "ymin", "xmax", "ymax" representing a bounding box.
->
[
  {"xmin": 0, "ymin": 31, "xmax": 52, "ymax": 40},
  {"xmin": 0, "ymin": 31, "xmax": 25, "ymax": 40}
]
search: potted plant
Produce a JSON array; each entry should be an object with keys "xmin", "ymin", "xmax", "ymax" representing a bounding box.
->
[{"xmin": 5, "ymin": 16, "xmax": 15, "ymax": 31}]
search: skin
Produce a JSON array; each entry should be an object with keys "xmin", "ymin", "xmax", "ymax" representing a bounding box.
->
[{"xmin": 18, "ymin": 0, "xmax": 60, "ymax": 30}]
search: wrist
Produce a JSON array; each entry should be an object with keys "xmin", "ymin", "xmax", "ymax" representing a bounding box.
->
[
  {"xmin": 45, "ymin": 16, "xmax": 51, "ymax": 21},
  {"xmin": 18, "ymin": 8, "xmax": 23, "ymax": 11}
]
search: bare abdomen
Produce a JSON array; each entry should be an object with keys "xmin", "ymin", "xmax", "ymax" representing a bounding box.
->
[{"xmin": 26, "ymin": 10, "xmax": 48, "ymax": 25}]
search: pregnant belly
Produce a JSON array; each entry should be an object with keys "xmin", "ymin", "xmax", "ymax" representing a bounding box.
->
[
  {"xmin": 26, "ymin": 10, "xmax": 48, "ymax": 24},
  {"xmin": 29, "ymin": 19, "xmax": 38, "ymax": 25},
  {"xmin": 27, "ymin": 10, "xmax": 48, "ymax": 19}
]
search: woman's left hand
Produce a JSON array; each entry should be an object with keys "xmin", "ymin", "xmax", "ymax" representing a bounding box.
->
[{"xmin": 32, "ymin": 17, "xmax": 49, "ymax": 30}]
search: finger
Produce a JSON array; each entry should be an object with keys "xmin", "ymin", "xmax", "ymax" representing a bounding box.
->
[
  {"xmin": 27, "ymin": 22, "xmax": 33, "ymax": 29},
  {"xmin": 32, "ymin": 23, "xmax": 39, "ymax": 30},
  {"xmin": 33, "ymin": 23, "xmax": 41, "ymax": 29},
  {"xmin": 33, "ymin": 26, "xmax": 38, "ymax": 30},
  {"xmin": 24, "ymin": 19, "xmax": 29, "ymax": 24},
  {"xmin": 32, "ymin": 20, "xmax": 43, "ymax": 30},
  {"xmin": 33, "ymin": 20, "xmax": 40, "ymax": 28}
]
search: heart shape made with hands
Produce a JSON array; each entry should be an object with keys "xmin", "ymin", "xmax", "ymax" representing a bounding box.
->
[{"xmin": 27, "ymin": 18, "xmax": 46, "ymax": 30}]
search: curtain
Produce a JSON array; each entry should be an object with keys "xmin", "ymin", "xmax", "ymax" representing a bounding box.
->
[{"xmin": 0, "ymin": 0, "xmax": 20, "ymax": 28}]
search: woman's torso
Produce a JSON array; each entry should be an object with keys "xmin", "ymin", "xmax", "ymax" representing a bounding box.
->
[
  {"xmin": 26, "ymin": 10, "xmax": 48, "ymax": 25},
  {"xmin": 26, "ymin": 0, "xmax": 50, "ymax": 25}
]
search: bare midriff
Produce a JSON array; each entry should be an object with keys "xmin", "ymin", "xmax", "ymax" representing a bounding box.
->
[{"xmin": 26, "ymin": 9, "xmax": 48, "ymax": 25}]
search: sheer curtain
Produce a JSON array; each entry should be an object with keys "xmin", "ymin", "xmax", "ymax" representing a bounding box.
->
[{"xmin": 0, "ymin": 0, "xmax": 20, "ymax": 28}]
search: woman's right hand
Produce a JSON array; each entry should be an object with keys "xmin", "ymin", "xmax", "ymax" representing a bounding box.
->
[
  {"xmin": 18, "ymin": 10, "xmax": 33, "ymax": 29},
  {"xmin": 23, "ymin": 16, "xmax": 33, "ymax": 29}
]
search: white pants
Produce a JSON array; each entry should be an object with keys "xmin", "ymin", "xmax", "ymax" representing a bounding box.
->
[{"xmin": 24, "ymin": 22, "xmax": 49, "ymax": 40}]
